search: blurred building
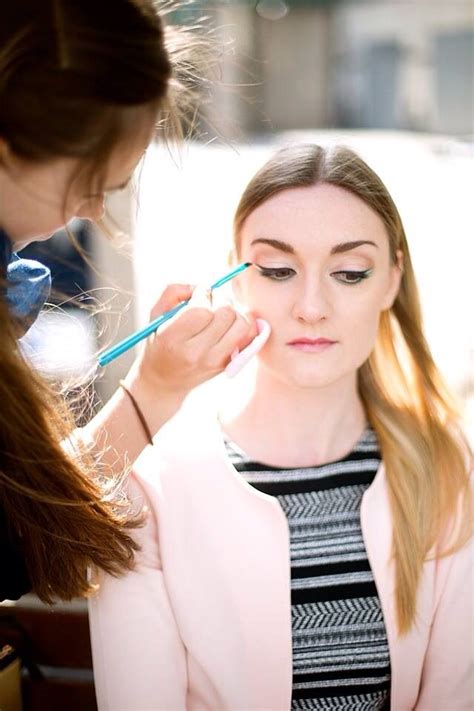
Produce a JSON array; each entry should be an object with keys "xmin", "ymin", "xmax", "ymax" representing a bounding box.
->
[
  {"xmin": 188, "ymin": 0, "xmax": 473, "ymax": 138},
  {"xmin": 22, "ymin": 1, "xmax": 471, "ymax": 406}
]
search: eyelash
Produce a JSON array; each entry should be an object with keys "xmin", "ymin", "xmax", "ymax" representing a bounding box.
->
[
  {"xmin": 255, "ymin": 266, "xmax": 373, "ymax": 284},
  {"xmin": 333, "ymin": 269, "xmax": 373, "ymax": 284}
]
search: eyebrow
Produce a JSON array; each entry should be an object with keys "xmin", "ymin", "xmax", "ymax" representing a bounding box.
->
[{"xmin": 250, "ymin": 238, "xmax": 378, "ymax": 254}]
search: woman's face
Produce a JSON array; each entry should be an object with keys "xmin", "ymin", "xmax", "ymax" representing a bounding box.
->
[
  {"xmin": 236, "ymin": 183, "xmax": 402, "ymax": 390},
  {"xmin": 0, "ymin": 116, "xmax": 154, "ymax": 249}
]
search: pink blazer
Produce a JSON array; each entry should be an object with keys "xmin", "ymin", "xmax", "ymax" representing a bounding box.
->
[{"xmin": 89, "ymin": 399, "xmax": 474, "ymax": 710}]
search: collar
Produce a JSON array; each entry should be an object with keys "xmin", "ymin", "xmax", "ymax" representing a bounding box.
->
[{"xmin": 0, "ymin": 228, "xmax": 52, "ymax": 337}]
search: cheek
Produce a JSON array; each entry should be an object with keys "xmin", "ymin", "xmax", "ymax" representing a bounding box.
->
[
  {"xmin": 340, "ymin": 289, "xmax": 384, "ymax": 363},
  {"xmin": 239, "ymin": 281, "xmax": 284, "ymax": 320}
]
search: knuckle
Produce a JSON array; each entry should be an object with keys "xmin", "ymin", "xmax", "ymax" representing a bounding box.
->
[
  {"xmin": 187, "ymin": 306, "xmax": 213, "ymax": 324},
  {"xmin": 205, "ymin": 355, "xmax": 224, "ymax": 371},
  {"xmin": 215, "ymin": 305, "xmax": 237, "ymax": 324},
  {"xmin": 182, "ymin": 347, "xmax": 195, "ymax": 367},
  {"xmin": 160, "ymin": 336, "xmax": 177, "ymax": 358}
]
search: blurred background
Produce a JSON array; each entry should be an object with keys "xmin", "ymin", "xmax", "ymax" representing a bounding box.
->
[
  {"xmin": 5, "ymin": 3, "xmax": 472, "ymax": 709},
  {"xmin": 22, "ymin": 0, "xmax": 473, "ymax": 425}
]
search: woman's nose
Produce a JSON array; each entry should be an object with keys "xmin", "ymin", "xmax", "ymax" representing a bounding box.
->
[{"xmin": 292, "ymin": 281, "xmax": 331, "ymax": 323}]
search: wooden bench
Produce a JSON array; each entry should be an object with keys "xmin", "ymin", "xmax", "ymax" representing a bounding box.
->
[{"xmin": 0, "ymin": 595, "xmax": 97, "ymax": 711}]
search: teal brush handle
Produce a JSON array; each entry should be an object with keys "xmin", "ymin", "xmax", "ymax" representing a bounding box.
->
[
  {"xmin": 98, "ymin": 262, "xmax": 251, "ymax": 367},
  {"xmin": 98, "ymin": 300, "xmax": 188, "ymax": 367}
]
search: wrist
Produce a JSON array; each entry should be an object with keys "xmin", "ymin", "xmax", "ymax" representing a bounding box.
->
[{"xmin": 122, "ymin": 368, "xmax": 187, "ymax": 436}]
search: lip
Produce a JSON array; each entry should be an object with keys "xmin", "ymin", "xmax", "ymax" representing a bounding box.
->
[{"xmin": 287, "ymin": 338, "xmax": 337, "ymax": 353}]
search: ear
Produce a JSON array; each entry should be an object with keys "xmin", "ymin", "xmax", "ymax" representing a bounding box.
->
[{"xmin": 381, "ymin": 249, "xmax": 404, "ymax": 310}]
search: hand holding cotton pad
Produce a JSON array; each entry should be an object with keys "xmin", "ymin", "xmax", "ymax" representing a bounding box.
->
[
  {"xmin": 98, "ymin": 262, "xmax": 253, "ymax": 367},
  {"xmin": 225, "ymin": 318, "xmax": 271, "ymax": 378}
]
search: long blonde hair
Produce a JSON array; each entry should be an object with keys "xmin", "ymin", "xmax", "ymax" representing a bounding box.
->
[{"xmin": 233, "ymin": 144, "xmax": 473, "ymax": 634}]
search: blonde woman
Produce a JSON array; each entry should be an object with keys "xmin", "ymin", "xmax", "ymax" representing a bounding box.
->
[{"xmin": 89, "ymin": 145, "xmax": 473, "ymax": 710}]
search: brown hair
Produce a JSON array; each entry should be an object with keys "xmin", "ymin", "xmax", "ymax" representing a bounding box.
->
[
  {"xmin": 0, "ymin": 1, "xmax": 172, "ymax": 191},
  {"xmin": 233, "ymin": 143, "xmax": 473, "ymax": 634},
  {"xmin": 0, "ymin": 0, "xmax": 187, "ymax": 602}
]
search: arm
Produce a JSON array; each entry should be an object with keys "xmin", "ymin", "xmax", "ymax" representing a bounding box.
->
[
  {"xmin": 88, "ymin": 473, "xmax": 187, "ymax": 710},
  {"xmin": 416, "ymin": 535, "xmax": 474, "ymax": 709},
  {"xmin": 78, "ymin": 284, "xmax": 256, "ymax": 474},
  {"xmin": 78, "ymin": 369, "xmax": 186, "ymax": 475}
]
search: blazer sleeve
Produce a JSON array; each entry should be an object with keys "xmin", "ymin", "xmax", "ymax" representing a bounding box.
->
[
  {"xmin": 416, "ymin": 534, "xmax": 474, "ymax": 709},
  {"xmin": 88, "ymin": 472, "xmax": 187, "ymax": 711}
]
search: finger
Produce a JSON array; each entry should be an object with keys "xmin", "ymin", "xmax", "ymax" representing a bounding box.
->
[
  {"xmin": 188, "ymin": 284, "xmax": 213, "ymax": 309},
  {"xmin": 225, "ymin": 318, "xmax": 271, "ymax": 377},
  {"xmin": 150, "ymin": 283, "xmax": 194, "ymax": 320},
  {"xmin": 200, "ymin": 314, "xmax": 256, "ymax": 370},
  {"xmin": 210, "ymin": 290, "xmax": 232, "ymax": 309},
  {"xmin": 189, "ymin": 305, "xmax": 238, "ymax": 349},
  {"xmin": 218, "ymin": 314, "xmax": 257, "ymax": 355},
  {"xmin": 216, "ymin": 309, "xmax": 258, "ymax": 351},
  {"xmin": 161, "ymin": 305, "xmax": 215, "ymax": 341},
  {"xmin": 163, "ymin": 284, "xmax": 215, "ymax": 340},
  {"xmin": 239, "ymin": 311, "xmax": 259, "ymax": 346}
]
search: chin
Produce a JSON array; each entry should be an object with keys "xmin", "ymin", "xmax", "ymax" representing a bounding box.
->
[{"xmin": 260, "ymin": 358, "xmax": 347, "ymax": 391}]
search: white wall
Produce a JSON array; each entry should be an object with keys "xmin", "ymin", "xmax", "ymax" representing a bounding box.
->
[{"xmin": 205, "ymin": 4, "xmax": 330, "ymax": 133}]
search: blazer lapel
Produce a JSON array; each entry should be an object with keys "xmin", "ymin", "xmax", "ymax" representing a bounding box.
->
[{"xmin": 139, "ymin": 399, "xmax": 294, "ymax": 708}]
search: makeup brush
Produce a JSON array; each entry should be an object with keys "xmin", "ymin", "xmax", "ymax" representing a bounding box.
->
[{"xmin": 98, "ymin": 262, "xmax": 252, "ymax": 367}]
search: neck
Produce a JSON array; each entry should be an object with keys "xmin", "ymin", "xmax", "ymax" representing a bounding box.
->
[{"xmin": 220, "ymin": 365, "xmax": 367, "ymax": 468}]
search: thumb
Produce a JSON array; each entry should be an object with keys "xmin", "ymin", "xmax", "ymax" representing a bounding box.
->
[{"xmin": 150, "ymin": 283, "xmax": 194, "ymax": 320}]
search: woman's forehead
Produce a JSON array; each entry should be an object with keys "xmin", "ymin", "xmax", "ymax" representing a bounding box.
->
[{"xmin": 240, "ymin": 183, "xmax": 388, "ymax": 252}]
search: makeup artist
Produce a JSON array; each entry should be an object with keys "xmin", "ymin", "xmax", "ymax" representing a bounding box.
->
[{"xmin": 0, "ymin": 0, "xmax": 256, "ymax": 603}]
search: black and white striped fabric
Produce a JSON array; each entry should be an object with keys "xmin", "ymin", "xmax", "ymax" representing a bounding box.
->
[{"xmin": 224, "ymin": 428, "xmax": 391, "ymax": 710}]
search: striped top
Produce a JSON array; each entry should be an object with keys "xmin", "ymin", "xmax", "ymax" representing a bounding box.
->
[{"xmin": 224, "ymin": 428, "xmax": 391, "ymax": 710}]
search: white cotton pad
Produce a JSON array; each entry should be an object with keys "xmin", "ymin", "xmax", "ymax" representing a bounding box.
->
[{"xmin": 225, "ymin": 318, "xmax": 271, "ymax": 378}]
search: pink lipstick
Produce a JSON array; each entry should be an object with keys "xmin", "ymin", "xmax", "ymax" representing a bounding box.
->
[{"xmin": 287, "ymin": 338, "xmax": 336, "ymax": 353}]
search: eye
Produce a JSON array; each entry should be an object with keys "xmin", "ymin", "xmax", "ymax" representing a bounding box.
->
[
  {"xmin": 255, "ymin": 265, "xmax": 296, "ymax": 281},
  {"xmin": 332, "ymin": 269, "xmax": 373, "ymax": 284}
]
